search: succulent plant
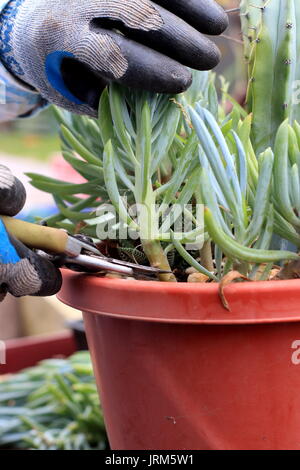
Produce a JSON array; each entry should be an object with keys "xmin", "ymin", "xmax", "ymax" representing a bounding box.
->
[
  {"xmin": 29, "ymin": 80, "xmax": 214, "ymax": 282},
  {"xmin": 189, "ymin": 104, "xmax": 300, "ymax": 279},
  {"xmin": 27, "ymin": 69, "xmax": 299, "ymax": 282},
  {"xmin": 0, "ymin": 352, "xmax": 107, "ymax": 450}
]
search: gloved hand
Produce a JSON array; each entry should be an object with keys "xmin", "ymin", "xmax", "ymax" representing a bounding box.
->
[
  {"xmin": 0, "ymin": 0, "xmax": 228, "ymax": 117},
  {"xmin": 0, "ymin": 165, "xmax": 62, "ymax": 301}
]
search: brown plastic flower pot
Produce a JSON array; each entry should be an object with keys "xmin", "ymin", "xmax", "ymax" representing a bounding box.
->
[{"xmin": 58, "ymin": 270, "xmax": 300, "ymax": 450}]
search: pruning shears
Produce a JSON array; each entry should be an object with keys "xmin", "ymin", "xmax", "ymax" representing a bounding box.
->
[{"xmin": 1, "ymin": 216, "xmax": 169, "ymax": 277}]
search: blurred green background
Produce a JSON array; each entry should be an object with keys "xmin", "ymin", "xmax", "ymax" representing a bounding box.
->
[{"xmin": 0, "ymin": 108, "xmax": 60, "ymax": 161}]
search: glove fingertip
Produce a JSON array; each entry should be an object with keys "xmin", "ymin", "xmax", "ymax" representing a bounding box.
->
[{"xmin": 0, "ymin": 165, "xmax": 26, "ymax": 216}]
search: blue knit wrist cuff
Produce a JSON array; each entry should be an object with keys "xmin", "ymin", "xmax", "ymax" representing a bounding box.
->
[{"xmin": 0, "ymin": 0, "xmax": 26, "ymax": 78}]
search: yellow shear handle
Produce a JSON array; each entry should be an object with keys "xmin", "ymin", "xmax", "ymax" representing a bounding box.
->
[{"xmin": 1, "ymin": 216, "xmax": 69, "ymax": 254}]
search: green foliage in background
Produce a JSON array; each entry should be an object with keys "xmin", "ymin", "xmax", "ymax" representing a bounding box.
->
[
  {"xmin": 0, "ymin": 352, "xmax": 107, "ymax": 450},
  {"xmin": 0, "ymin": 132, "xmax": 59, "ymax": 161}
]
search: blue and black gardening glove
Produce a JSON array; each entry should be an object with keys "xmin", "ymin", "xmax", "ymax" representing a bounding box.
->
[
  {"xmin": 0, "ymin": 165, "xmax": 62, "ymax": 301},
  {"xmin": 0, "ymin": 0, "xmax": 228, "ymax": 116}
]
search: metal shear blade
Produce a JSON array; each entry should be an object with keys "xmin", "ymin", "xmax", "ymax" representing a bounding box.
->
[
  {"xmin": 69, "ymin": 235, "xmax": 171, "ymax": 275},
  {"xmin": 64, "ymin": 254, "xmax": 171, "ymax": 276},
  {"xmin": 64, "ymin": 254, "xmax": 133, "ymax": 275},
  {"xmin": 88, "ymin": 254, "xmax": 171, "ymax": 275}
]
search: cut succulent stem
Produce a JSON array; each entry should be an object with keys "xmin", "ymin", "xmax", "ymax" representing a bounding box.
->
[{"xmin": 142, "ymin": 239, "xmax": 176, "ymax": 282}]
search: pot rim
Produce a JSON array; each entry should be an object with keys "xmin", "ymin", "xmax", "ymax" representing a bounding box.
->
[
  {"xmin": 61, "ymin": 271, "xmax": 300, "ymax": 292},
  {"xmin": 58, "ymin": 270, "xmax": 300, "ymax": 325}
]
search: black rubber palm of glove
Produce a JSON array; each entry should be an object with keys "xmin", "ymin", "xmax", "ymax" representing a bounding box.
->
[
  {"xmin": 0, "ymin": 0, "xmax": 228, "ymax": 116},
  {"xmin": 0, "ymin": 165, "xmax": 62, "ymax": 301}
]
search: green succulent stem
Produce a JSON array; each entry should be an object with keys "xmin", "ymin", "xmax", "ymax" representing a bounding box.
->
[
  {"xmin": 136, "ymin": 181, "xmax": 176, "ymax": 281},
  {"xmin": 240, "ymin": 0, "xmax": 300, "ymax": 152},
  {"xmin": 142, "ymin": 239, "xmax": 177, "ymax": 282},
  {"xmin": 200, "ymin": 240, "xmax": 214, "ymax": 272}
]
